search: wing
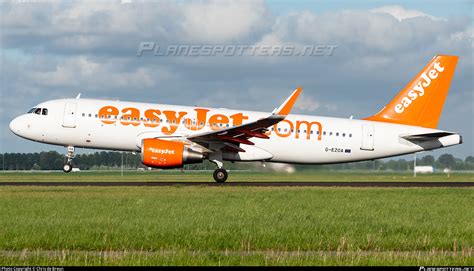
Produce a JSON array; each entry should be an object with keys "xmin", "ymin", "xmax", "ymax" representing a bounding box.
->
[{"xmin": 187, "ymin": 87, "xmax": 302, "ymax": 152}]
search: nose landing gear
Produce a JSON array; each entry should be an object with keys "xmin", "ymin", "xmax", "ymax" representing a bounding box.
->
[
  {"xmin": 63, "ymin": 163, "xmax": 72, "ymax": 173},
  {"xmin": 63, "ymin": 146, "xmax": 75, "ymax": 173}
]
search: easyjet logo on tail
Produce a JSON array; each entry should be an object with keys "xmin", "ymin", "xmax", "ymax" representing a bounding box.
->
[{"xmin": 394, "ymin": 61, "xmax": 445, "ymax": 114}]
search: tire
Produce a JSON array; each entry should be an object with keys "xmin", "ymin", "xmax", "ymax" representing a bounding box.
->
[
  {"xmin": 213, "ymin": 168, "xmax": 228, "ymax": 183},
  {"xmin": 63, "ymin": 163, "xmax": 73, "ymax": 173}
]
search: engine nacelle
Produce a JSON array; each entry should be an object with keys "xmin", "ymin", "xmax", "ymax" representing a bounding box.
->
[{"xmin": 141, "ymin": 138, "xmax": 203, "ymax": 168}]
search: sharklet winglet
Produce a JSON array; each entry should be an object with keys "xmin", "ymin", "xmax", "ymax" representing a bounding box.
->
[{"xmin": 273, "ymin": 86, "xmax": 302, "ymax": 117}]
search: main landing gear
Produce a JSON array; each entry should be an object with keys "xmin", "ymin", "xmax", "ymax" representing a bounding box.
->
[
  {"xmin": 63, "ymin": 146, "xmax": 75, "ymax": 173},
  {"xmin": 210, "ymin": 152, "xmax": 228, "ymax": 183},
  {"xmin": 213, "ymin": 168, "xmax": 228, "ymax": 183}
]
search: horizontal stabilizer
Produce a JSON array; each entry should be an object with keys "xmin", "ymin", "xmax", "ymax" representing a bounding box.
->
[{"xmin": 402, "ymin": 132, "xmax": 462, "ymax": 150}]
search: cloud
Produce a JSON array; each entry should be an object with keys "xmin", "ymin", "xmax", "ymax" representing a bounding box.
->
[
  {"xmin": 28, "ymin": 56, "xmax": 158, "ymax": 90},
  {"xmin": 1, "ymin": 0, "xmax": 271, "ymax": 54},
  {"xmin": 370, "ymin": 5, "xmax": 442, "ymax": 21},
  {"xmin": 258, "ymin": 8, "xmax": 468, "ymax": 55},
  {"xmin": 181, "ymin": 0, "xmax": 271, "ymax": 43},
  {"xmin": 295, "ymin": 94, "xmax": 320, "ymax": 112}
]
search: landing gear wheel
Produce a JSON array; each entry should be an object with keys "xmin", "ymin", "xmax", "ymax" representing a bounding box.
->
[
  {"xmin": 63, "ymin": 163, "xmax": 72, "ymax": 173},
  {"xmin": 63, "ymin": 146, "xmax": 75, "ymax": 173},
  {"xmin": 213, "ymin": 168, "xmax": 228, "ymax": 183}
]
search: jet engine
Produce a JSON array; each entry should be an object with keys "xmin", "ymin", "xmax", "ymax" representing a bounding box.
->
[{"xmin": 141, "ymin": 138, "xmax": 203, "ymax": 168}]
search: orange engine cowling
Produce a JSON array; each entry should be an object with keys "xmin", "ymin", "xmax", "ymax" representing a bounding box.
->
[{"xmin": 141, "ymin": 138, "xmax": 203, "ymax": 168}]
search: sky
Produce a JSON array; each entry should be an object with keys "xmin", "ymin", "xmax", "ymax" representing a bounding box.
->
[{"xmin": 0, "ymin": 0, "xmax": 472, "ymax": 158}]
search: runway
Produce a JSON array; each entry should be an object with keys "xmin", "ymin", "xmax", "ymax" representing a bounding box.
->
[{"xmin": 0, "ymin": 182, "xmax": 473, "ymax": 187}]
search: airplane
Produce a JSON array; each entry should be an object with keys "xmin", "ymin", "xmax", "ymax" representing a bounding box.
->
[{"xmin": 9, "ymin": 55, "xmax": 462, "ymax": 182}]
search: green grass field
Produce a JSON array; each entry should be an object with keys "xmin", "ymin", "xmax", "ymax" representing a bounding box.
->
[
  {"xmin": 1, "ymin": 170, "xmax": 473, "ymax": 183},
  {"xmin": 0, "ymin": 171, "xmax": 472, "ymax": 266}
]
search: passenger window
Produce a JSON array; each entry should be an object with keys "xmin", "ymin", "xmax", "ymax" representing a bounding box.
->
[{"xmin": 42, "ymin": 108, "xmax": 48, "ymax": 115}]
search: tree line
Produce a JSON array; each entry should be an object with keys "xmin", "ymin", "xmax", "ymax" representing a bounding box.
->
[
  {"xmin": 0, "ymin": 151, "xmax": 141, "ymax": 170},
  {"xmin": 0, "ymin": 151, "xmax": 473, "ymax": 171}
]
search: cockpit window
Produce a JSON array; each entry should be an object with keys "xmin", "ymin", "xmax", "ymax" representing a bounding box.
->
[{"xmin": 27, "ymin": 107, "xmax": 49, "ymax": 115}]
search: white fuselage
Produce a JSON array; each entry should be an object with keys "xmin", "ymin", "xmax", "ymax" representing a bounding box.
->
[{"xmin": 9, "ymin": 98, "xmax": 460, "ymax": 164}]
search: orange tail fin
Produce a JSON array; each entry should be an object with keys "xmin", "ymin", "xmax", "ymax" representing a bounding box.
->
[{"xmin": 364, "ymin": 55, "xmax": 458, "ymax": 128}]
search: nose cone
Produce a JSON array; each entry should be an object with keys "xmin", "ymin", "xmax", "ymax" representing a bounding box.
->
[
  {"xmin": 9, "ymin": 116, "xmax": 26, "ymax": 137},
  {"xmin": 10, "ymin": 118, "xmax": 18, "ymax": 133},
  {"xmin": 10, "ymin": 115, "xmax": 38, "ymax": 142}
]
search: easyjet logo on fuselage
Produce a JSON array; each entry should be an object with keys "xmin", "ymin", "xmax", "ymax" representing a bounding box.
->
[
  {"xmin": 394, "ymin": 61, "xmax": 445, "ymax": 114},
  {"xmin": 98, "ymin": 106, "xmax": 323, "ymax": 140}
]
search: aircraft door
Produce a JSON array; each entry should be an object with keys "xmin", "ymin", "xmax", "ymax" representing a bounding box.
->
[
  {"xmin": 62, "ymin": 102, "xmax": 77, "ymax": 128},
  {"xmin": 361, "ymin": 125, "xmax": 374, "ymax": 151}
]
